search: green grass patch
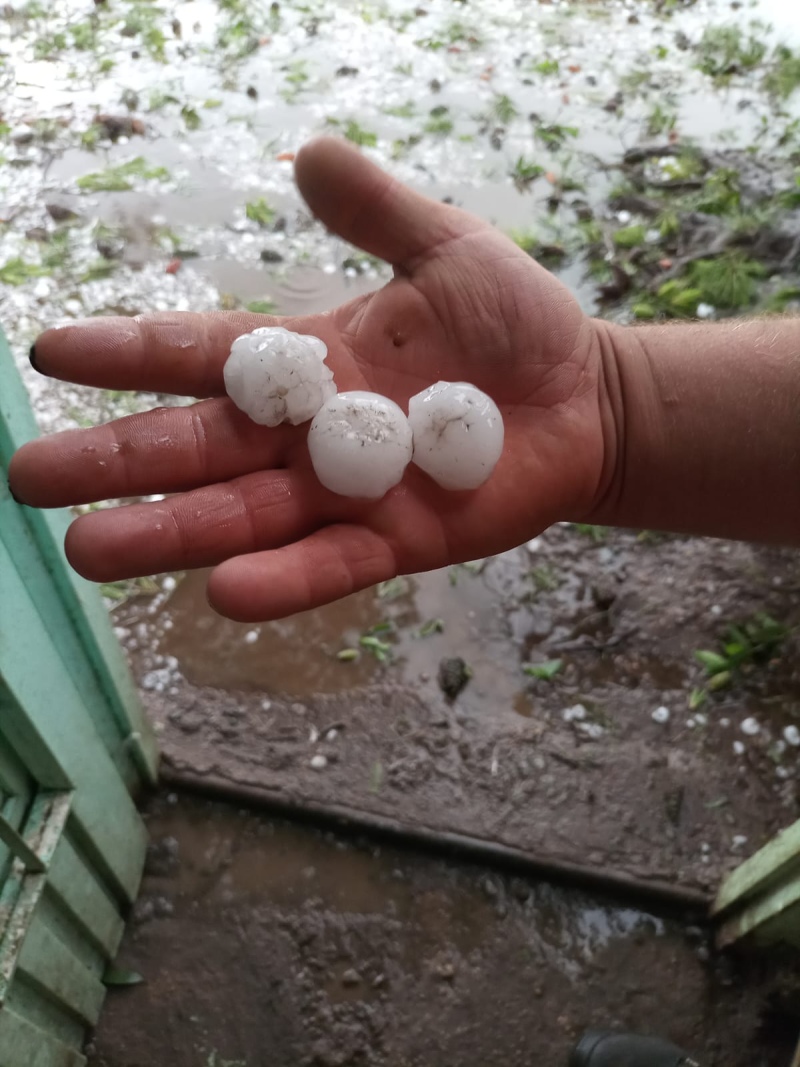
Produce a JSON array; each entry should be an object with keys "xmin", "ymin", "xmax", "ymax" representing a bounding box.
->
[{"xmin": 77, "ymin": 157, "xmax": 170, "ymax": 192}]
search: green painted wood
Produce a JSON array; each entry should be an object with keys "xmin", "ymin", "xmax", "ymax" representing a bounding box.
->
[
  {"xmin": 0, "ymin": 816, "xmax": 45, "ymax": 874},
  {"xmin": 713, "ymin": 818, "xmax": 800, "ymax": 948},
  {"xmin": 0, "ymin": 539, "xmax": 147, "ymax": 902},
  {"xmin": 713, "ymin": 820, "xmax": 800, "ymax": 916},
  {"xmin": 17, "ymin": 922, "xmax": 106, "ymax": 1028},
  {"xmin": 0, "ymin": 339, "xmax": 158, "ymax": 788},
  {"xmin": 717, "ymin": 874, "xmax": 800, "ymax": 950},
  {"xmin": 46, "ymin": 837, "xmax": 125, "ymax": 960},
  {"xmin": 0, "ymin": 492, "xmax": 134, "ymax": 786},
  {"xmin": 0, "ymin": 792, "xmax": 71, "ymax": 1004},
  {"xmin": 0, "ymin": 331, "xmax": 156, "ymax": 1066},
  {"xmin": 0, "ymin": 1007, "xmax": 85, "ymax": 1067}
]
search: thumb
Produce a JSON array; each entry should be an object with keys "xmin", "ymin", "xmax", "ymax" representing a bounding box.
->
[{"xmin": 293, "ymin": 136, "xmax": 485, "ymax": 269}]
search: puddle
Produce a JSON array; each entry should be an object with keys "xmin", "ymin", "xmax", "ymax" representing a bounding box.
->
[
  {"xmin": 86, "ymin": 791, "xmax": 793, "ymax": 1067},
  {"xmin": 141, "ymin": 551, "xmax": 541, "ymax": 718}
]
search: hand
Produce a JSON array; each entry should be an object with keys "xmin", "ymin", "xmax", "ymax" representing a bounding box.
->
[{"xmin": 9, "ymin": 137, "xmax": 615, "ymax": 621}]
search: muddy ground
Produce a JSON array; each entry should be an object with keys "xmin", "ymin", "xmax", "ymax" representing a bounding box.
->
[
  {"xmin": 86, "ymin": 793, "xmax": 798, "ymax": 1067},
  {"xmin": 119, "ymin": 524, "xmax": 800, "ymax": 899}
]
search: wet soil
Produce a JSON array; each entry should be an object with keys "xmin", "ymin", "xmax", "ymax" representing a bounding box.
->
[
  {"xmin": 85, "ymin": 792, "xmax": 798, "ymax": 1067},
  {"xmin": 117, "ymin": 523, "xmax": 800, "ymax": 899}
]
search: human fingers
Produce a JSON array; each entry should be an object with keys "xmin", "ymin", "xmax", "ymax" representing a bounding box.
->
[
  {"xmin": 207, "ymin": 523, "xmax": 398, "ymax": 622},
  {"xmin": 28, "ymin": 310, "xmax": 344, "ymax": 397},
  {"xmin": 63, "ymin": 468, "xmax": 333, "ymax": 581},
  {"xmin": 294, "ymin": 136, "xmax": 486, "ymax": 269},
  {"xmin": 9, "ymin": 399, "xmax": 302, "ymax": 507}
]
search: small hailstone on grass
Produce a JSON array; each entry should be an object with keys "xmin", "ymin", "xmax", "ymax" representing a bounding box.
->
[
  {"xmin": 408, "ymin": 381, "xmax": 504, "ymax": 491},
  {"xmin": 733, "ymin": 740, "xmax": 745, "ymax": 756},
  {"xmin": 784, "ymin": 725, "xmax": 800, "ymax": 746},
  {"xmin": 310, "ymin": 754, "xmax": 328, "ymax": 770},
  {"xmin": 224, "ymin": 326, "xmax": 335, "ymax": 426},
  {"xmin": 741, "ymin": 717, "xmax": 760, "ymax": 736},
  {"xmin": 308, "ymin": 391, "xmax": 413, "ymax": 499},
  {"xmin": 652, "ymin": 705, "xmax": 670, "ymax": 724}
]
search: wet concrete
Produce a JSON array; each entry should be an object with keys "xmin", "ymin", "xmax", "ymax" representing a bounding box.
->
[{"xmin": 85, "ymin": 792, "xmax": 797, "ymax": 1067}]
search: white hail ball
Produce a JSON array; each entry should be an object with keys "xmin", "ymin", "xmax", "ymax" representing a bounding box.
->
[
  {"xmin": 308, "ymin": 392, "xmax": 413, "ymax": 500},
  {"xmin": 407, "ymin": 381, "xmax": 504, "ymax": 491},
  {"xmin": 224, "ymin": 326, "xmax": 336, "ymax": 427}
]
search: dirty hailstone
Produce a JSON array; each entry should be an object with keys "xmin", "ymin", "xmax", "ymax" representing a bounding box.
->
[
  {"xmin": 224, "ymin": 326, "xmax": 336, "ymax": 426},
  {"xmin": 407, "ymin": 382, "xmax": 504, "ymax": 491},
  {"xmin": 308, "ymin": 392, "xmax": 413, "ymax": 500}
]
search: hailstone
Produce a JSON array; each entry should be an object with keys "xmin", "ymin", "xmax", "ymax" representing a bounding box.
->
[
  {"xmin": 408, "ymin": 381, "xmax": 504, "ymax": 491},
  {"xmin": 224, "ymin": 326, "xmax": 336, "ymax": 427},
  {"xmin": 308, "ymin": 392, "xmax": 413, "ymax": 500}
]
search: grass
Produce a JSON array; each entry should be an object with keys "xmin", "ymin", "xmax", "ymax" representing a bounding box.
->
[
  {"xmin": 533, "ymin": 122, "xmax": 579, "ymax": 151},
  {"xmin": 510, "ymin": 157, "xmax": 545, "ymax": 191},
  {"xmin": 491, "ymin": 93, "xmax": 518, "ymax": 125},
  {"xmin": 382, "ymin": 101, "xmax": 416, "ymax": 118},
  {"xmin": 326, "ymin": 118, "xmax": 378, "ymax": 147},
  {"xmin": 529, "ymin": 564, "xmax": 560, "ymax": 592},
  {"xmin": 695, "ymin": 24, "xmax": 768, "ymax": 81},
  {"xmin": 686, "ymin": 254, "xmax": 765, "ymax": 309},
  {"xmin": 522, "ymin": 659, "xmax": 562, "ymax": 681},
  {"xmin": 694, "ymin": 612, "xmax": 789, "ymax": 692},
  {"xmin": 694, "ymin": 167, "xmax": 741, "ymax": 215},
  {"xmin": 613, "ymin": 224, "xmax": 647, "ymax": 249},
  {"xmin": 181, "ymin": 105, "xmax": 202, "ymax": 131},
  {"xmin": 424, "ymin": 106, "xmax": 453, "ymax": 135},
  {"xmin": 571, "ymin": 523, "xmax": 607, "ymax": 542},
  {"xmin": 531, "ymin": 57, "xmax": 559, "ymax": 76},
  {"xmin": 77, "ymin": 157, "xmax": 170, "ymax": 192},
  {"xmin": 646, "ymin": 103, "xmax": 677, "ymax": 138},
  {"xmin": 245, "ymin": 198, "xmax": 275, "ymax": 227},
  {"xmin": 0, "ymin": 257, "xmax": 48, "ymax": 285},
  {"xmin": 764, "ymin": 45, "xmax": 800, "ymax": 98},
  {"xmin": 245, "ymin": 299, "xmax": 277, "ymax": 315}
]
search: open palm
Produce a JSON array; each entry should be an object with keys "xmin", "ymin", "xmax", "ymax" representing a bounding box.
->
[{"xmin": 10, "ymin": 138, "xmax": 611, "ymax": 621}]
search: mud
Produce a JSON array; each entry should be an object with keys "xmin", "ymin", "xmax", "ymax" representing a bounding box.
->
[
  {"xmin": 85, "ymin": 792, "xmax": 798, "ymax": 1067},
  {"xmin": 117, "ymin": 523, "xmax": 800, "ymax": 898}
]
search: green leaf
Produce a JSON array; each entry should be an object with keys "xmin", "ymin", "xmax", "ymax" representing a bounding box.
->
[
  {"xmin": 376, "ymin": 577, "xmax": 409, "ymax": 601},
  {"xmin": 359, "ymin": 635, "xmax": 392, "ymax": 662},
  {"xmin": 0, "ymin": 257, "xmax": 48, "ymax": 285},
  {"xmin": 707, "ymin": 670, "xmax": 732, "ymax": 691},
  {"xmin": 695, "ymin": 650, "xmax": 728, "ymax": 674},
  {"xmin": 245, "ymin": 197, "xmax": 276, "ymax": 227},
  {"xmin": 419, "ymin": 618, "xmax": 445, "ymax": 638},
  {"xmin": 181, "ymin": 105, "xmax": 202, "ymax": 131},
  {"xmin": 613, "ymin": 224, "xmax": 647, "ymax": 249},
  {"xmin": 688, "ymin": 687, "xmax": 707, "ymax": 711},
  {"xmin": 523, "ymin": 658, "xmax": 563, "ymax": 680},
  {"xmin": 104, "ymin": 966, "xmax": 144, "ymax": 987},
  {"xmin": 245, "ymin": 300, "xmax": 277, "ymax": 315},
  {"xmin": 77, "ymin": 157, "xmax": 170, "ymax": 193},
  {"xmin": 336, "ymin": 648, "xmax": 359, "ymax": 662}
]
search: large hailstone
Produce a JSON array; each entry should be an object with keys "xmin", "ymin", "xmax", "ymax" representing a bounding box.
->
[
  {"xmin": 224, "ymin": 326, "xmax": 336, "ymax": 427},
  {"xmin": 408, "ymin": 381, "xmax": 504, "ymax": 491},
  {"xmin": 308, "ymin": 392, "xmax": 413, "ymax": 500}
]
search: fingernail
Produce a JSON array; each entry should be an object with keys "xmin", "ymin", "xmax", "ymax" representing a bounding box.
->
[
  {"xmin": 29, "ymin": 343, "xmax": 40, "ymax": 372},
  {"xmin": 8, "ymin": 481, "xmax": 26, "ymax": 506}
]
